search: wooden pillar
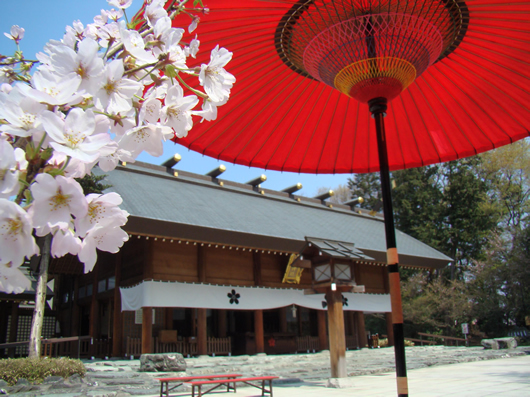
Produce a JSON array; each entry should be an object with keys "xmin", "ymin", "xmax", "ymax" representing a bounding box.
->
[
  {"xmin": 346, "ymin": 312, "xmax": 356, "ymax": 348},
  {"xmin": 355, "ymin": 311, "xmax": 367, "ymax": 348},
  {"xmin": 112, "ymin": 253, "xmax": 123, "ymax": 357},
  {"xmin": 253, "ymin": 251, "xmax": 262, "ymax": 286},
  {"xmin": 383, "ymin": 267, "xmax": 394, "ymax": 346},
  {"xmin": 72, "ymin": 278, "xmax": 80, "ymax": 336},
  {"xmin": 254, "ymin": 310, "xmax": 264, "ymax": 354},
  {"xmin": 326, "ymin": 290, "xmax": 347, "ymax": 378},
  {"xmin": 386, "ymin": 312, "xmax": 394, "ymax": 346},
  {"xmin": 8, "ymin": 302, "xmax": 19, "ymax": 357},
  {"xmin": 89, "ymin": 263, "xmax": 99, "ymax": 338},
  {"xmin": 317, "ymin": 310, "xmax": 328, "ymax": 351},
  {"xmin": 0, "ymin": 301, "xmax": 8, "ymax": 344},
  {"xmin": 218, "ymin": 310, "xmax": 227, "ymax": 338},
  {"xmin": 279, "ymin": 307, "xmax": 287, "ymax": 333},
  {"xmin": 197, "ymin": 308, "xmax": 207, "ymax": 355},
  {"xmin": 141, "ymin": 307, "xmax": 153, "ymax": 354},
  {"xmin": 165, "ymin": 308, "xmax": 173, "ymax": 330}
]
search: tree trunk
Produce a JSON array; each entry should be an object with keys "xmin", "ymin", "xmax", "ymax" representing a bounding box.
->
[{"xmin": 28, "ymin": 234, "xmax": 51, "ymax": 358}]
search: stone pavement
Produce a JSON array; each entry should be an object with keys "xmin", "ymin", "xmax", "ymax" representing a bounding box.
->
[{"xmin": 2, "ymin": 345, "xmax": 530, "ymax": 396}]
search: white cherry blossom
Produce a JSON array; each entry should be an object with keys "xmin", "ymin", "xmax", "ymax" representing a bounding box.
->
[
  {"xmin": 108, "ymin": 0, "xmax": 133, "ymax": 9},
  {"xmin": 161, "ymin": 85, "xmax": 199, "ymax": 138},
  {"xmin": 23, "ymin": 69, "xmax": 83, "ymax": 106},
  {"xmin": 48, "ymin": 38, "xmax": 104, "ymax": 95},
  {"xmin": 120, "ymin": 122, "xmax": 174, "ymax": 157},
  {"xmin": 199, "ymin": 45, "xmax": 235, "ymax": 102},
  {"xmin": 0, "ymin": 262, "xmax": 31, "ymax": 294},
  {"xmin": 94, "ymin": 59, "xmax": 142, "ymax": 113},
  {"xmin": 4, "ymin": 25, "xmax": 25, "ymax": 44},
  {"xmin": 0, "ymin": 138, "xmax": 20, "ymax": 198},
  {"xmin": 39, "ymin": 108, "xmax": 111, "ymax": 163},
  {"xmin": 0, "ymin": 95, "xmax": 46, "ymax": 138},
  {"xmin": 29, "ymin": 173, "xmax": 88, "ymax": 231},
  {"xmin": 0, "ymin": 199, "xmax": 39, "ymax": 267},
  {"xmin": 79, "ymin": 223, "xmax": 129, "ymax": 273},
  {"xmin": 75, "ymin": 192, "xmax": 128, "ymax": 237}
]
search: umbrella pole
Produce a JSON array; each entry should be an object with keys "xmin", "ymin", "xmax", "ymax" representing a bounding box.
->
[{"xmin": 369, "ymin": 97, "xmax": 409, "ymax": 397}]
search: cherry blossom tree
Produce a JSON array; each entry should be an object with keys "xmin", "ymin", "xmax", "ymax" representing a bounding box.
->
[{"xmin": 0, "ymin": 0, "xmax": 234, "ymax": 356}]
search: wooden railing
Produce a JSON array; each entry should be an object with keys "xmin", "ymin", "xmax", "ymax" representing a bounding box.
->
[
  {"xmin": 345, "ymin": 335, "xmax": 359, "ymax": 349},
  {"xmin": 296, "ymin": 336, "xmax": 319, "ymax": 352},
  {"xmin": 0, "ymin": 336, "xmax": 111, "ymax": 359},
  {"xmin": 126, "ymin": 337, "xmax": 231, "ymax": 358},
  {"xmin": 417, "ymin": 332, "xmax": 468, "ymax": 346}
]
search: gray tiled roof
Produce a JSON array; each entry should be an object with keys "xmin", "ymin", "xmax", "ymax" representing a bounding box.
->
[{"xmin": 95, "ymin": 162, "xmax": 451, "ymax": 269}]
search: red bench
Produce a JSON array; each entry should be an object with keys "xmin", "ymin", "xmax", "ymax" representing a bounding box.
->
[
  {"xmin": 156, "ymin": 374, "xmax": 242, "ymax": 397},
  {"xmin": 186, "ymin": 376, "xmax": 279, "ymax": 397}
]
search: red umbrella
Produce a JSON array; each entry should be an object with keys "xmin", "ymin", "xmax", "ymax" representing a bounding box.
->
[{"xmin": 146, "ymin": 1, "xmax": 530, "ymax": 395}]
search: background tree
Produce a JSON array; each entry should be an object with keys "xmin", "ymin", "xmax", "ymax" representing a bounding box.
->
[{"xmin": 347, "ymin": 173, "xmax": 381, "ymax": 210}]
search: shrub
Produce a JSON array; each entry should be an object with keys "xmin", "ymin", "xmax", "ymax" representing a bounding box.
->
[{"xmin": 0, "ymin": 357, "xmax": 86, "ymax": 386}]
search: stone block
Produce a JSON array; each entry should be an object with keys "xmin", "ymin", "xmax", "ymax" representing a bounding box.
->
[
  {"xmin": 481, "ymin": 339, "xmax": 499, "ymax": 349},
  {"xmin": 495, "ymin": 337, "xmax": 518, "ymax": 349},
  {"xmin": 139, "ymin": 353, "xmax": 187, "ymax": 372}
]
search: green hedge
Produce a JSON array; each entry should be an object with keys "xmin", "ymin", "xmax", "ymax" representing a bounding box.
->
[{"xmin": 0, "ymin": 357, "xmax": 86, "ymax": 386}]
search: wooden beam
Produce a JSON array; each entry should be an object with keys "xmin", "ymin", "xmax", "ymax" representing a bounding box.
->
[
  {"xmin": 254, "ymin": 310, "xmax": 264, "ymax": 354},
  {"xmin": 356, "ymin": 311, "xmax": 367, "ymax": 348},
  {"xmin": 198, "ymin": 245, "xmax": 206, "ymax": 282},
  {"xmin": 197, "ymin": 308, "xmax": 207, "ymax": 355},
  {"xmin": 141, "ymin": 307, "xmax": 153, "ymax": 354},
  {"xmin": 112, "ymin": 252, "xmax": 123, "ymax": 357},
  {"xmin": 8, "ymin": 302, "xmax": 19, "ymax": 357},
  {"xmin": 326, "ymin": 290, "xmax": 347, "ymax": 378},
  {"xmin": 317, "ymin": 310, "xmax": 328, "ymax": 351},
  {"xmin": 89, "ymin": 263, "xmax": 99, "ymax": 339},
  {"xmin": 253, "ymin": 251, "xmax": 262, "ymax": 286},
  {"xmin": 72, "ymin": 278, "xmax": 79, "ymax": 336},
  {"xmin": 291, "ymin": 259, "xmax": 312, "ymax": 269},
  {"xmin": 279, "ymin": 307, "xmax": 287, "ymax": 333},
  {"xmin": 218, "ymin": 310, "xmax": 227, "ymax": 338},
  {"xmin": 383, "ymin": 267, "xmax": 394, "ymax": 346}
]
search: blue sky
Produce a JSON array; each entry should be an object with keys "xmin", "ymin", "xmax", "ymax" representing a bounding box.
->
[{"xmin": 0, "ymin": 0, "xmax": 353, "ymax": 196}]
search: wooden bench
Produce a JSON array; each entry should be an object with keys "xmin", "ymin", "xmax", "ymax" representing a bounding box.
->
[
  {"xmin": 186, "ymin": 376, "xmax": 279, "ymax": 397},
  {"xmin": 156, "ymin": 374, "xmax": 242, "ymax": 397}
]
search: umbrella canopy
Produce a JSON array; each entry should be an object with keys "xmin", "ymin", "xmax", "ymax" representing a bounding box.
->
[{"xmin": 172, "ymin": 0, "xmax": 529, "ymax": 174}]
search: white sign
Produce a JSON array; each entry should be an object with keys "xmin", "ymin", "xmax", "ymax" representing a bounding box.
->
[{"xmin": 461, "ymin": 323, "xmax": 469, "ymax": 334}]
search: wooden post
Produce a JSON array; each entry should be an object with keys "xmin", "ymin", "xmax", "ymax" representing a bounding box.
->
[
  {"xmin": 112, "ymin": 253, "xmax": 123, "ymax": 357},
  {"xmin": 197, "ymin": 308, "xmax": 207, "ymax": 355},
  {"xmin": 89, "ymin": 261, "xmax": 99, "ymax": 339},
  {"xmin": 165, "ymin": 308, "xmax": 173, "ymax": 330},
  {"xmin": 218, "ymin": 310, "xmax": 227, "ymax": 338},
  {"xmin": 386, "ymin": 312, "xmax": 394, "ymax": 346},
  {"xmin": 383, "ymin": 267, "xmax": 394, "ymax": 346},
  {"xmin": 254, "ymin": 310, "xmax": 264, "ymax": 354},
  {"xmin": 279, "ymin": 307, "xmax": 287, "ymax": 333},
  {"xmin": 72, "ymin": 278, "xmax": 80, "ymax": 336},
  {"xmin": 253, "ymin": 251, "xmax": 262, "ymax": 286},
  {"xmin": 356, "ymin": 311, "xmax": 367, "ymax": 348},
  {"xmin": 326, "ymin": 290, "xmax": 347, "ymax": 378},
  {"xmin": 317, "ymin": 310, "xmax": 328, "ymax": 351},
  {"xmin": 8, "ymin": 302, "xmax": 19, "ymax": 357},
  {"xmin": 141, "ymin": 307, "xmax": 153, "ymax": 354},
  {"xmin": 347, "ymin": 311, "xmax": 356, "ymax": 347},
  {"xmin": 0, "ymin": 301, "xmax": 7, "ymax": 345}
]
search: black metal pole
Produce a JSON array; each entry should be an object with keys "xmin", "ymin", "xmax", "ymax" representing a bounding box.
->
[{"xmin": 369, "ymin": 97, "xmax": 409, "ymax": 397}]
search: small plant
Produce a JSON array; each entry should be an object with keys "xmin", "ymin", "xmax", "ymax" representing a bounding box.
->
[{"xmin": 0, "ymin": 357, "xmax": 86, "ymax": 386}]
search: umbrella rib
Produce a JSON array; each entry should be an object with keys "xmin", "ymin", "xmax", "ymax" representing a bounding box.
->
[
  {"xmin": 220, "ymin": 68, "xmax": 307, "ymax": 161},
  {"xmin": 244, "ymin": 77, "xmax": 316, "ymax": 167},
  {"xmin": 387, "ymin": 100, "xmax": 407, "ymax": 170},
  {"xmin": 449, "ymin": 55, "xmax": 530, "ymax": 128},
  {"xmin": 264, "ymin": 82, "xmax": 323, "ymax": 172},
  {"xmin": 349, "ymin": 98, "xmax": 361, "ymax": 173},
  {"xmin": 413, "ymin": 77, "xmax": 462, "ymax": 159},
  {"xmin": 425, "ymin": 62, "xmax": 503, "ymax": 149},
  {"xmin": 305, "ymin": 89, "xmax": 337, "ymax": 173},
  {"xmin": 394, "ymin": 90, "xmax": 426, "ymax": 167},
  {"xmin": 280, "ymin": 85, "xmax": 329, "ymax": 173}
]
